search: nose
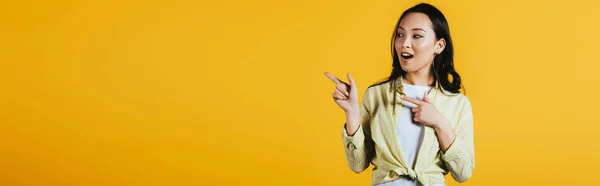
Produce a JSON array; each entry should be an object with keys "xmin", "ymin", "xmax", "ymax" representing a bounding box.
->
[{"xmin": 402, "ymin": 37, "xmax": 411, "ymax": 48}]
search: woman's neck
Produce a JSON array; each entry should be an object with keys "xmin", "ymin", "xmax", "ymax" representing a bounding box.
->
[{"xmin": 403, "ymin": 71, "xmax": 434, "ymax": 86}]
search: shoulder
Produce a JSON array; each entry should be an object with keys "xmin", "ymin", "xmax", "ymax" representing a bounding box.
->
[
  {"xmin": 436, "ymin": 91, "xmax": 472, "ymax": 109},
  {"xmin": 366, "ymin": 80, "xmax": 394, "ymax": 93},
  {"xmin": 451, "ymin": 93, "xmax": 471, "ymax": 105},
  {"xmin": 363, "ymin": 81, "xmax": 393, "ymax": 99},
  {"xmin": 358, "ymin": 81, "xmax": 394, "ymax": 108}
]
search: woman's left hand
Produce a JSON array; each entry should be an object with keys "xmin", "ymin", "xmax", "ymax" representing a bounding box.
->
[{"xmin": 400, "ymin": 91, "xmax": 447, "ymax": 128}]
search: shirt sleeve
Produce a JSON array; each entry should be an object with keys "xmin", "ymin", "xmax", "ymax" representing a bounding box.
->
[
  {"xmin": 441, "ymin": 96, "xmax": 475, "ymax": 182},
  {"xmin": 341, "ymin": 88, "xmax": 373, "ymax": 173}
]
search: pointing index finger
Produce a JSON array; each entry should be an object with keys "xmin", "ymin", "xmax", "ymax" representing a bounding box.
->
[
  {"xmin": 401, "ymin": 95, "xmax": 425, "ymax": 106},
  {"xmin": 324, "ymin": 72, "xmax": 342, "ymax": 84}
]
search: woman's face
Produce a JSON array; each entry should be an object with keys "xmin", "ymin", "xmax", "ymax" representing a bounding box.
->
[{"xmin": 394, "ymin": 12, "xmax": 445, "ymax": 73}]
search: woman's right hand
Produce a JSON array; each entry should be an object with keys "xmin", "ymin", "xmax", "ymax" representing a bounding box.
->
[
  {"xmin": 325, "ymin": 72, "xmax": 359, "ymax": 112},
  {"xmin": 325, "ymin": 72, "xmax": 361, "ymax": 135}
]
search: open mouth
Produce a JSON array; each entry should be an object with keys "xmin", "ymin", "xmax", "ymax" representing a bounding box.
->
[{"xmin": 401, "ymin": 52, "xmax": 414, "ymax": 60}]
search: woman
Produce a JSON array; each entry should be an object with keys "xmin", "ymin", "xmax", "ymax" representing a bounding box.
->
[{"xmin": 324, "ymin": 3, "xmax": 475, "ymax": 186}]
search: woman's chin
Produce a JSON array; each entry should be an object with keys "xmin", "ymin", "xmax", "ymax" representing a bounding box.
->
[
  {"xmin": 400, "ymin": 62, "xmax": 430, "ymax": 73},
  {"xmin": 400, "ymin": 65, "xmax": 416, "ymax": 73}
]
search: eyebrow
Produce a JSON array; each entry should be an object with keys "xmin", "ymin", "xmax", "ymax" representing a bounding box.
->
[{"xmin": 397, "ymin": 26, "xmax": 426, "ymax": 32}]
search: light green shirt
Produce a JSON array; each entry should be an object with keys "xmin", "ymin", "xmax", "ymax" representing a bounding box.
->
[{"xmin": 342, "ymin": 76, "xmax": 475, "ymax": 186}]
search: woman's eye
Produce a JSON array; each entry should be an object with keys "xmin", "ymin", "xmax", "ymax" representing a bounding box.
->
[
  {"xmin": 413, "ymin": 34, "xmax": 423, "ymax": 38},
  {"xmin": 396, "ymin": 33, "xmax": 404, "ymax": 38}
]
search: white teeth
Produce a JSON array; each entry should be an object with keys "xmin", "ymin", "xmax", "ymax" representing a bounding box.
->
[{"xmin": 401, "ymin": 53, "xmax": 412, "ymax": 57}]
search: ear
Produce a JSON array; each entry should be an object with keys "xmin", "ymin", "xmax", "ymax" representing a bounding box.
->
[{"xmin": 435, "ymin": 38, "xmax": 446, "ymax": 54}]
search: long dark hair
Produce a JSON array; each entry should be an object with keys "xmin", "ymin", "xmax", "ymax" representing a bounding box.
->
[{"xmin": 371, "ymin": 3, "xmax": 462, "ymax": 94}]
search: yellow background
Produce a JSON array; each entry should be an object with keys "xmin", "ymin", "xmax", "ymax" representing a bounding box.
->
[{"xmin": 1, "ymin": 0, "xmax": 599, "ymax": 185}]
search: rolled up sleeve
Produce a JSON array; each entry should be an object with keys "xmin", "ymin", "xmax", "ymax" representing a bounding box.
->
[
  {"xmin": 341, "ymin": 88, "xmax": 373, "ymax": 173},
  {"xmin": 441, "ymin": 97, "xmax": 475, "ymax": 182}
]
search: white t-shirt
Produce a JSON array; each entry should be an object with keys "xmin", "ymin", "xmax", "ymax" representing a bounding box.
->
[{"xmin": 376, "ymin": 83, "xmax": 445, "ymax": 186}]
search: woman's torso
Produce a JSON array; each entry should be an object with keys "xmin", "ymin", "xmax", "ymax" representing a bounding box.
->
[{"xmin": 362, "ymin": 79, "xmax": 469, "ymax": 185}]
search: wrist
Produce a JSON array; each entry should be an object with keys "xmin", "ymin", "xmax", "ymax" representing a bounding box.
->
[
  {"xmin": 344, "ymin": 108, "xmax": 358, "ymax": 115},
  {"xmin": 344, "ymin": 107, "xmax": 360, "ymax": 135},
  {"xmin": 433, "ymin": 118, "xmax": 451, "ymax": 132}
]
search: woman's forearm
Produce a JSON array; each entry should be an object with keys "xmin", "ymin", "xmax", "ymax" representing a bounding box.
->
[
  {"xmin": 345, "ymin": 109, "xmax": 360, "ymax": 136},
  {"xmin": 434, "ymin": 119, "xmax": 456, "ymax": 152}
]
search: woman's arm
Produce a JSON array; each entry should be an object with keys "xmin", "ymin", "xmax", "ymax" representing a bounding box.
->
[
  {"xmin": 435, "ymin": 97, "xmax": 475, "ymax": 183},
  {"xmin": 434, "ymin": 118, "xmax": 455, "ymax": 153},
  {"xmin": 341, "ymin": 88, "xmax": 373, "ymax": 173}
]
